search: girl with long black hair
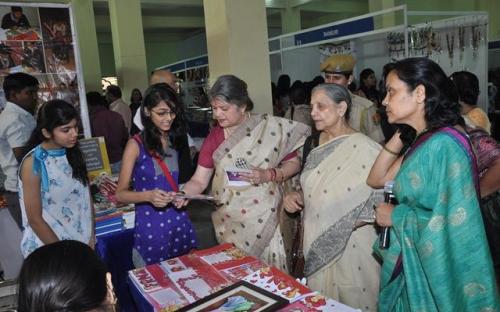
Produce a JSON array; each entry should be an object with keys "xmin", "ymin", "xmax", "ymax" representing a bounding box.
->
[
  {"xmin": 19, "ymin": 100, "xmax": 92, "ymax": 257},
  {"xmin": 116, "ymin": 83, "xmax": 197, "ymax": 267},
  {"xmin": 18, "ymin": 240, "xmax": 117, "ymax": 312}
]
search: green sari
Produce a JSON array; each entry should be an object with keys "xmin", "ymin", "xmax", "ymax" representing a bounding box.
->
[{"xmin": 376, "ymin": 127, "xmax": 500, "ymax": 311}]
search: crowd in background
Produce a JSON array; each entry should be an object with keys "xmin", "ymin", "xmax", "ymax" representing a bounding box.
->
[{"xmin": 0, "ymin": 55, "xmax": 499, "ymax": 311}]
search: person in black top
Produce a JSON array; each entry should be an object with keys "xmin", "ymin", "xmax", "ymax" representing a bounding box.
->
[{"xmin": 1, "ymin": 7, "xmax": 30, "ymax": 30}]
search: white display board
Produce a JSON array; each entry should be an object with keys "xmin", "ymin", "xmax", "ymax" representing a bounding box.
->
[
  {"xmin": 275, "ymin": 12, "xmax": 488, "ymax": 111},
  {"xmin": 160, "ymin": 6, "xmax": 489, "ymax": 112}
]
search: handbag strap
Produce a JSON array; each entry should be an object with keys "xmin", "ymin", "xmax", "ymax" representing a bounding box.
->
[
  {"xmin": 133, "ymin": 134, "xmax": 179, "ymax": 192},
  {"xmin": 297, "ymin": 211, "xmax": 305, "ymax": 256}
]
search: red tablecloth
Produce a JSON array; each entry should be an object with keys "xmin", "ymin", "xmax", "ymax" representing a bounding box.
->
[{"xmin": 127, "ymin": 243, "xmax": 359, "ymax": 312}]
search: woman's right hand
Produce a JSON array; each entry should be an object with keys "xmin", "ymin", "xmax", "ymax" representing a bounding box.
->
[
  {"xmin": 283, "ymin": 191, "xmax": 304, "ymax": 213},
  {"xmin": 147, "ymin": 189, "xmax": 173, "ymax": 207}
]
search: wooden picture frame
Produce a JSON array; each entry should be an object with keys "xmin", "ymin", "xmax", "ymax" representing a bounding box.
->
[{"xmin": 177, "ymin": 280, "xmax": 288, "ymax": 311}]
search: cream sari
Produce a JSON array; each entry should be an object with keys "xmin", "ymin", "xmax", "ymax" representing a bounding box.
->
[
  {"xmin": 301, "ymin": 132, "xmax": 381, "ymax": 310},
  {"xmin": 211, "ymin": 114, "xmax": 310, "ymax": 271}
]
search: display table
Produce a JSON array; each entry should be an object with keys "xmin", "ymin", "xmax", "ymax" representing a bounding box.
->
[
  {"xmin": 96, "ymin": 228, "xmax": 136, "ymax": 311},
  {"xmin": 127, "ymin": 243, "xmax": 360, "ymax": 311}
]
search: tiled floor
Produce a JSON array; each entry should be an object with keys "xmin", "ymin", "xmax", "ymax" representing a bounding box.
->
[
  {"xmin": 0, "ymin": 209, "xmax": 23, "ymax": 281},
  {"xmin": 0, "ymin": 279, "xmax": 16, "ymax": 311},
  {"xmin": 186, "ymin": 200, "xmax": 218, "ymax": 249}
]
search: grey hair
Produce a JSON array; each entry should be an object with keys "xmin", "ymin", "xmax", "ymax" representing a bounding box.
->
[
  {"xmin": 208, "ymin": 75, "xmax": 254, "ymax": 111},
  {"xmin": 311, "ymin": 83, "xmax": 351, "ymax": 121}
]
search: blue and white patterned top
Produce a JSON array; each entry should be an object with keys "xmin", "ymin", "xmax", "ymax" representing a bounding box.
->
[{"xmin": 19, "ymin": 145, "xmax": 92, "ymax": 258}]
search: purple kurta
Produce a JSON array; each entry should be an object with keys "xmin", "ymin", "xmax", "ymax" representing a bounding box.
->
[{"xmin": 132, "ymin": 137, "xmax": 197, "ymax": 264}]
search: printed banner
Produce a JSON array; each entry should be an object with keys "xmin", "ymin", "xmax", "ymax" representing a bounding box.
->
[{"xmin": 0, "ymin": 4, "xmax": 83, "ymax": 117}]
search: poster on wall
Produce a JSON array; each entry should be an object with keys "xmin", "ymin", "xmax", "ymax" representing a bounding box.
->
[{"xmin": 0, "ymin": 3, "xmax": 88, "ymax": 135}]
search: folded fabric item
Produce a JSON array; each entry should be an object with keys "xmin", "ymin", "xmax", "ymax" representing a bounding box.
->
[
  {"xmin": 96, "ymin": 218, "xmax": 123, "ymax": 228},
  {"xmin": 96, "ymin": 227, "xmax": 122, "ymax": 237},
  {"xmin": 95, "ymin": 211, "xmax": 123, "ymax": 222},
  {"xmin": 96, "ymin": 221, "xmax": 123, "ymax": 232}
]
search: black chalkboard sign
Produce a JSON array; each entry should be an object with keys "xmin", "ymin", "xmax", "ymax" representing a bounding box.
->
[{"xmin": 79, "ymin": 137, "xmax": 105, "ymax": 172}]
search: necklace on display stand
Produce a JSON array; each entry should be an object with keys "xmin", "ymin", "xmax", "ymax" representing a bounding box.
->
[
  {"xmin": 471, "ymin": 24, "xmax": 482, "ymax": 60},
  {"xmin": 458, "ymin": 25, "xmax": 466, "ymax": 61},
  {"xmin": 446, "ymin": 31, "xmax": 455, "ymax": 67}
]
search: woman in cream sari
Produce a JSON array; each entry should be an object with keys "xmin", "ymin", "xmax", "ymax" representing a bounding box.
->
[
  {"xmin": 181, "ymin": 75, "xmax": 310, "ymax": 271},
  {"xmin": 284, "ymin": 83, "xmax": 381, "ymax": 310}
]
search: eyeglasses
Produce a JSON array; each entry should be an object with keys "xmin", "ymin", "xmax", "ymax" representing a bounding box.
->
[{"xmin": 151, "ymin": 109, "xmax": 176, "ymax": 117}]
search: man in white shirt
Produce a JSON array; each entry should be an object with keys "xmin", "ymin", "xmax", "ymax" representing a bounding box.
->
[
  {"xmin": 105, "ymin": 85, "xmax": 132, "ymax": 133},
  {"xmin": 0, "ymin": 72, "xmax": 38, "ymax": 229}
]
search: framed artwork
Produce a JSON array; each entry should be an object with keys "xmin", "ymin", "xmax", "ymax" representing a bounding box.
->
[{"xmin": 178, "ymin": 281, "xmax": 288, "ymax": 312}]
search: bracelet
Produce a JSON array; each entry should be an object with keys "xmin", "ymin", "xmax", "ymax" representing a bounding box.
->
[
  {"xmin": 269, "ymin": 168, "xmax": 276, "ymax": 182},
  {"xmin": 277, "ymin": 168, "xmax": 284, "ymax": 182},
  {"xmin": 382, "ymin": 145, "xmax": 399, "ymax": 156}
]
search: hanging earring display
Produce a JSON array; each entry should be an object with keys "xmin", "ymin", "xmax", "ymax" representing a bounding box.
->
[
  {"xmin": 387, "ymin": 32, "xmax": 405, "ymax": 59},
  {"xmin": 424, "ymin": 26, "xmax": 434, "ymax": 57},
  {"xmin": 458, "ymin": 26, "xmax": 466, "ymax": 61},
  {"xmin": 431, "ymin": 30, "xmax": 441, "ymax": 56},
  {"xmin": 446, "ymin": 32, "xmax": 455, "ymax": 67},
  {"xmin": 471, "ymin": 24, "xmax": 482, "ymax": 60}
]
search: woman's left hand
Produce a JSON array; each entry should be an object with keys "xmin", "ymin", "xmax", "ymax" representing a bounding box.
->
[
  {"xmin": 375, "ymin": 202, "xmax": 395, "ymax": 227},
  {"xmin": 238, "ymin": 168, "xmax": 269, "ymax": 185}
]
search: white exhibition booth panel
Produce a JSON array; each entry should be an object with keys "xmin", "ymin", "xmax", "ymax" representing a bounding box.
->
[{"xmin": 160, "ymin": 5, "xmax": 489, "ymax": 112}]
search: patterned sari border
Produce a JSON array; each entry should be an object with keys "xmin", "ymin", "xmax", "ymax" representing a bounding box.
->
[{"xmin": 305, "ymin": 190, "xmax": 383, "ymax": 276}]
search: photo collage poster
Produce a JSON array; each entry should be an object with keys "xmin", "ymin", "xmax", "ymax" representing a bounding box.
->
[{"xmin": 0, "ymin": 4, "xmax": 80, "ymax": 113}]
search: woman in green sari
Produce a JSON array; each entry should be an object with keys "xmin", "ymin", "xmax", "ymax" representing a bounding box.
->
[{"xmin": 371, "ymin": 58, "xmax": 500, "ymax": 311}]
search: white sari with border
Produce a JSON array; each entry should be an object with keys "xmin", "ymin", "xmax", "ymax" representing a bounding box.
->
[{"xmin": 301, "ymin": 133, "xmax": 382, "ymax": 311}]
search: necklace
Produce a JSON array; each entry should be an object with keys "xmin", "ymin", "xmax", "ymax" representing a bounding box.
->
[
  {"xmin": 458, "ymin": 26, "xmax": 465, "ymax": 61},
  {"xmin": 446, "ymin": 32, "xmax": 455, "ymax": 66}
]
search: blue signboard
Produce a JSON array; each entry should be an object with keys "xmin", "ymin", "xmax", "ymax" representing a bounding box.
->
[
  {"xmin": 186, "ymin": 55, "xmax": 209, "ymax": 68},
  {"xmin": 294, "ymin": 16, "xmax": 374, "ymax": 46},
  {"xmin": 162, "ymin": 62, "xmax": 185, "ymax": 72},
  {"xmin": 489, "ymin": 40, "xmax": 500, "ymax": 50}
]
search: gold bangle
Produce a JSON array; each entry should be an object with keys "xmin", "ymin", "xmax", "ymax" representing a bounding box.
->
[{"xmin": 382, "ymin": 145, "xmax": 399, "ymax": 156}]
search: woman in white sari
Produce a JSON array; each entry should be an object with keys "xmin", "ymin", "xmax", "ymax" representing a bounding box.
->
[{"xmin": 284, "ymin": 83, "xmax": 381, "ymax": 310}]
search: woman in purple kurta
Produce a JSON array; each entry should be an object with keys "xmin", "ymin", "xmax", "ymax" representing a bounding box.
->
[
  {"xmin": 116, "ymin": 84, "xmax": 197, "ymax": 267},
  {"xmin": 131, "ymin": 135, "xmax": 196, "ymax": 264}
]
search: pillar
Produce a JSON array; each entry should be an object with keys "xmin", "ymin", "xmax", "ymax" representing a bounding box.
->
[
  {"xmin": 108, "ymin": 0, "xmax": 148, "ymax": 102},
  {"xmin": 72, "ymin": 0, "xmax": 101, "ymax": 93},
  {"xmin": 369, "ymin": 0, "xmax": 397, "ymax": 29},
  {"xmin": 203, "ymin": 0, "xmax": 273, "ymax": 114},
  {"xmin": 282, "ymin": 6, "xmax": 301, "ymax": 34},
  {"xmin": 477, "ymin": 0, "xmax": 500, "ymax": 40}
]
